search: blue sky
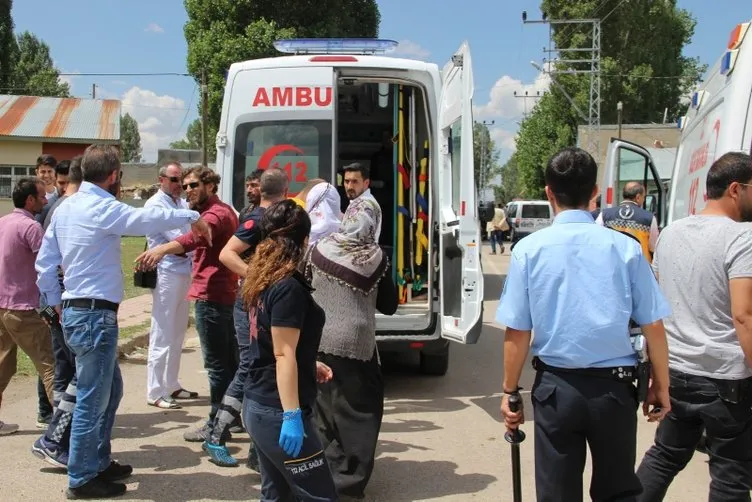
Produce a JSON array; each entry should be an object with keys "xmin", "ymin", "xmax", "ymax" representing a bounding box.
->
[{"xmin": 10, "ymin": 0, "xmax": 751, "ymax": 162}]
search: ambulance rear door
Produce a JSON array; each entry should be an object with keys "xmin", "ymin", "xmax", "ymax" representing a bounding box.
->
[
  {"xmin": 601, "ymin": 138, "xmax": 667, "ymax": 227},
  {"xmin": 217, "ymin": 64, "xmax": 337, "ymax": 209},
  {"xmin": 437, "ymin": 42, "xmax": 483, "ymax": 345}
]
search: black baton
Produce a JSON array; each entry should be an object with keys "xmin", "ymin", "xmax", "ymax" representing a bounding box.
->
[{"xmin": 504, "ymin": 393, "xmax": 526, "ymax": 502}]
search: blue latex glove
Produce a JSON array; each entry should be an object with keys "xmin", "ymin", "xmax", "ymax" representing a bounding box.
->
[{"xmin": 279, "ymin": 408, "xmax": 304, "ymax": 457}]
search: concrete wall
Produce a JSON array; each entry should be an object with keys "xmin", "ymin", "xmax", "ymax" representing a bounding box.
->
[
  {"xmin": 0, "ymin": 139, "xmax": 42, "ymax": 165},
  {"xmin": 577, "ymin": 124, "xmax": 681, "ymax": 185}
]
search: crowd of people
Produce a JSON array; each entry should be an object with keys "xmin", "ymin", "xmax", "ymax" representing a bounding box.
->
[{"xmin": 0, "ymin": 145, "xmax": 396, "ymax": 500}]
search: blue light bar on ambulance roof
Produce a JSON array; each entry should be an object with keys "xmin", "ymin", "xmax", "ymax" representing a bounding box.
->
[
  {"xmin": 273, "ymin": 38, "xmax": 399, "ymax": 55},
  {"xmin": 720, "ymin": 49, "xmax": 739, "ymax": 76}
]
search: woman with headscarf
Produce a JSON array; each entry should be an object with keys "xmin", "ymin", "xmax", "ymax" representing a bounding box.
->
[
  {"xmin": 304, "ymin": 196, "xmax": 398, "ymax": 499},
  {"xmin": 242, "ymin": 200, "xmax": 337, "ymax": 500},
  {"xmin": 305, "ymin": 182, "xmax": 342, "ymax": 247}
]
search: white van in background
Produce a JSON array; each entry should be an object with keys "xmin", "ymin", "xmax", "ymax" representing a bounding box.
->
[
  {"xmin": 214, "ymin": 39, "xmax": 483, "ymax": 375},
  {"xmin": 600, "ymin": 19, "xmax": 752, "ymax": 227},
  {"xmin": 505, "ymin": 200, "xmax": 554, "ymax": 247}
]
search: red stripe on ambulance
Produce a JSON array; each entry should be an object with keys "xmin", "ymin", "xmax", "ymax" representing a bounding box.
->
[{"xmin": 252, "ymin": 86, "xmax": 333, "ymax": 107}]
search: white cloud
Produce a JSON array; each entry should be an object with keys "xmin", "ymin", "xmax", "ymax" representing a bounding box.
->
[
  {"xmin": 120, "ymin": 86, "xmax": 189, "ymax": 162},
  {"xmin": 144, "ymin": 23, "xmax": 164, "ymax": 34},
  {"xmin": 390, "ymin": 40, "xmax": 431, "ymax": 60},
  {"xmin": 490, "ymin": 127, "xmax": 518, "ymax": 152},
  {"xmin": 474, "ymin": 65, "xmax": 551, "ymax": 120}
]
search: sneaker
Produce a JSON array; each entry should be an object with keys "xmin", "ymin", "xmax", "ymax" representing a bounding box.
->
[
  {"xmin": 203, "ymin": 441, "xmax": 238, "ymax": 467},
  {"xmin": 96, "ymin": 460, "xmax": 133, "ymax": 482},
  {"xmin": 0, "ymin": 421, "xmax": 18, "ymax": 436},
  {"xmin": 66, "ymin": 478, "xmax": 126, "ymax": 499},
  {"xmin": 183, "ymin": 423, "xmax": 212, "ymax": 442},
  {"xmin": 31, "ymin": 436, "xmax": 68, "ymax": 468},
  {"xmin": 36, "ymin": 415, "xmax": 51, "ymax": 429}
]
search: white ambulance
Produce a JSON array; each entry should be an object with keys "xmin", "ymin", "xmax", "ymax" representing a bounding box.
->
[
  {"xmin": 600, "ymin": 20, "xmax": 752, "ymax": 226},
  {"xmin": 215, "ymin": 39, "xmax": 483, "ymax": 375}
]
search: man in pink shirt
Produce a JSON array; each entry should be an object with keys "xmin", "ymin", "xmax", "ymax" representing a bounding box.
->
[{"xmin": 0, "ymin": 178, "xmax": 56, "ymax": 435}]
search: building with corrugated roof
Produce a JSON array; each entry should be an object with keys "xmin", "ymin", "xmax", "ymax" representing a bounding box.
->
[{"xmin": 0, "ymin": 94, "xmax": 121, "ymax": 197}]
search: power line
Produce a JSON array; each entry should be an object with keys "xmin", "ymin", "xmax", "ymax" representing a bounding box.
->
[{"xmin": 0, "ymin": 72, "xmax": 192, "ymax": 77}]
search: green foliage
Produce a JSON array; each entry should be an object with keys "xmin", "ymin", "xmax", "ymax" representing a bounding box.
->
[
  {"xmin": 512, "ymin": 0, "xmax": 706, "ymax": 196},
  {"xmin": 473, "ymin": 122, "xmax": 500, "ymax": 197},
  {"xmin": 0, "ymin": 0, "xmax": 13, "ymax": 90},
  {"xmin": 170, "ymin": 118, "xmax": 202, "ymax": 150},
  {"xmin": 120, "ymin": 113, "xmax": 142, "ymax": 163},
  {"xmin": 183, "ymin": 0, "xmax": 381, "ymax": 161},
  {"xmin": 495, "ymin": 154, "xmax": 521, "ymax": 204},
  {"xmin": 8, "ymin": 32, "xmax": 69, "ymax": 97}
]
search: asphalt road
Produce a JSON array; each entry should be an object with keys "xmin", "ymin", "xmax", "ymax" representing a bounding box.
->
[{"xmin": 0, "ymin": 245, "xmax": 713, "ymax": 501}]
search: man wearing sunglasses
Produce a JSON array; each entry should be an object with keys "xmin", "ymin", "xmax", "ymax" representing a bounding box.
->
[
  {"xmin": 136, "ymin": 166, "xmax": 240, "ymax": 445},
  {"xmin": 142, "ymin": 162, "xmax": 198, "ymax": 410}
]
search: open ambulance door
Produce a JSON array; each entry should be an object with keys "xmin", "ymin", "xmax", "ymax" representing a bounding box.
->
[
  {"xmin": 602, "ymin": 138, "xmax": 668, "ymax": 228},
  {"xmin": 437, "ymin": 42, "xmax": 483, "ymax": 345}
]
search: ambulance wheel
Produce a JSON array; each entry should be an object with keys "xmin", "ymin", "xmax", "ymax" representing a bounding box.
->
[{"xmin": 420, "ymin": 349, "xmax": 449, "ymax": 376}]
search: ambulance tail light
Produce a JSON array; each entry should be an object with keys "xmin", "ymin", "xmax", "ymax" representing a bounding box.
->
[
  {"xmin": 727, "ymin": 22, "xmax": 750, "ymax": 50},
  {"xmin": 606, "ymin": 187, "xmax": 614, "ymax": 205},
  {"xmin": 309, "ymin": 55, "xmax": 358, "ymax": 63},
  {"xmin": 273, "ymin": 38, "xmax": 399, "ymax": 55}
]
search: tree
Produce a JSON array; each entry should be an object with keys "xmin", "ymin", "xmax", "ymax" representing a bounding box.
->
[
  {"xmin": 120, "ymin": 113, "xmax": 142, "ymax": 163},
  {"xmin": 9, "ymin": 31, "xmax": 69, "ymax": 97},
  {"xmin": 183, "ymin": 0, "xmax": 381, "ymax": 161},
  {"xmin": 473, "ymin": 122, "xmax": 500, "ymax": 200},
  {"xmin": 0, "ymin": 0, "xmax": 14, "ymax": 90},
  {"xmin": 512, "ymin": 0, "xmax": 706, "ymax": 196},
  {"xmin": 170, "ymin": 118, "xmax": 202, "ymax": 150},
  {"xmin": 495, "ymin": 154, "xmax": 522, "ymax": 204}
]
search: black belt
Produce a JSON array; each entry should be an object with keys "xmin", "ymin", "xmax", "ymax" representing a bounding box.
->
[
  {"xmin": 62, "ymin": 298, "xmax": 119, "ymax": 313},
  {"xmin": 532, "ymin": 357, "xmax": 636, "ymax": 382}
]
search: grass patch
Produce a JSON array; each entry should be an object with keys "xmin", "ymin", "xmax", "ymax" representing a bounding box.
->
[
  {"xmin": 122, "ymin": 236, "xmax": 148, "ymax": 300},
  {"xmin": 16, "ymin": 351, "xmax": 36, "ymax": 377}
]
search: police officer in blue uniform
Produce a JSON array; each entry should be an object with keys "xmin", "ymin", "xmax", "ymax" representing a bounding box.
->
[{"xmin": 496, "ymin": 147, "xmax": 673, "ymax": 501}]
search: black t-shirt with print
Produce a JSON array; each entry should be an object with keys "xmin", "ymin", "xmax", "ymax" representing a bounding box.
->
[
  {"xmin": 244, "ymin": 272, "xmax": 326, "ymax": 409},
  {"xmin": 235, "ymin": 206, "xmax": 266, "ymax": 260}
]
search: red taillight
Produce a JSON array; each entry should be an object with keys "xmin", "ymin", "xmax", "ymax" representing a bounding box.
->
[
  {"xmin": 409, "ymin": 342, "xmax": 424, "ymax": 349},
  {"xmin": 606, "ymin": 187, "xmax": 613, "ymax": 205},
  {"xmin": 309, "ymin": 55, "xmax": 358, "ymax": 63}
]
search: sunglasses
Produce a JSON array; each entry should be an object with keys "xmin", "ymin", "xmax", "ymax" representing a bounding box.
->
[
  {"xmin": 182, "ymin": 181, "xmax": 200, "ymax": 190},
  {"xmin": 163, "ymin": 176, "xmax": 180, "ymax": 183}
]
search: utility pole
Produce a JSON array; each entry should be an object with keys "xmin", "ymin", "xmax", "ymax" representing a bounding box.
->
[
  {"xmin": 617, "ymin": 101, "xmax": 623, "ymax": 139},
  {"xmin": 523, "ymin": 12, "xmax": 602, "ymax": 161},
  {"xmin": 201, "ymin": 69, "xmax": 208, "ymax": 166},
  {"xmin": 91, "ymin": 84, "xmax": 96, "ymax": 99},
  {"xmin": 476, "ymin": 119, "xmax": 495, "ymax": 203},
  {"xmin": 513, "ymin": 90, "xmax": 542, "ymax": 119}
]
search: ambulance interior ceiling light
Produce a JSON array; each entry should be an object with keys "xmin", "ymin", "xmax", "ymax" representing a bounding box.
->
[{"xmin": 273, "ymin": 38, "xmax": 399, "ymax": 55}]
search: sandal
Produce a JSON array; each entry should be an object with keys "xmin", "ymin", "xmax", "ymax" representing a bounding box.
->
[
  {"xmin": 171, "ymin": 389, "xmax": 199, "ymax": 400},
  {"xmin": 148, "ymin": 397, "xmax": 182, "ymax": 409}
]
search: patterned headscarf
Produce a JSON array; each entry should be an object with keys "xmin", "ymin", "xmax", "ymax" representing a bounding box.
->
[{"xmin": 310, "ymin": 196, "xmax": 386, "ymax": 294}]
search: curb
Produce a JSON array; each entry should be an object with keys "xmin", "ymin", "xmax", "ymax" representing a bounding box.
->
[{"xmin": 117, "ymin": 332, "xmax": 149, "ymax": 359}]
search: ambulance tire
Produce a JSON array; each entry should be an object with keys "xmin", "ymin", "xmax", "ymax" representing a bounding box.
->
[{"xmin": 420, "ymin": 347, "xmax": 449, "ymax": 376}]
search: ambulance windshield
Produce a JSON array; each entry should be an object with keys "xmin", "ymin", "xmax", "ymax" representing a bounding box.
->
[{"xmin": 232, "ymin": 120, "xmax": 332, "ymax": 209}]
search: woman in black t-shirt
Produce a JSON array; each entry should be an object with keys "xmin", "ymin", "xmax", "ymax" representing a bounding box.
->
[{"xmin": 241, "ymin": 200, "xmax": 337, "ymax": 501}]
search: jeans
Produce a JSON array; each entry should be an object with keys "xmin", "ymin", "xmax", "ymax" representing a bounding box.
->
[
  {"xmin": 63, "ymin": 306, "xmax": 123, "ymax": 489},
  {"xmin": 636, "ymin": 369, "xmax": 752, "ymax": 501},
  {"xmin": 194, "ymin": 300, "xmax": 239, "ymax": 424},
  {"xmin": 489, "ymin": 230, "xmax": 504, "ymax": 253},
  {"xmin": 244, "ymin": 399, "xmax": 337, "ymax": 502},
  {"xmin": 51, "ymin": 321, "xmax": 76, "ymax": 400}
]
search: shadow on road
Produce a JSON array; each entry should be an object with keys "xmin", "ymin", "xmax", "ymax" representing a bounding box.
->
[
  {"xmin": 121, "ymin": 472, "xmax": 260, "ymax": 501},
  {"xmin": 119, "ymin": 444, "xmax": 203, "ymax": 471},
  {"xmin": 484, "ymin": 273, "xmax": 507, "ymax": 301},
  {"xmin": 370, "ymin": 457, "xmax": 496, "ymax": 501},
  {"xmin": 114, "ymin": 410, "xmax": 199, "ymax": 440}
]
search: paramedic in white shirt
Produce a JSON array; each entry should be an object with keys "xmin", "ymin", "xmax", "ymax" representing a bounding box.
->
[
  {"xmin": 342, "ymin": 162, "xmax": 381, "ymax": 241},
  {"xmin": 144, "ymin": 162, "xmax": 198, "ymax": 409}
]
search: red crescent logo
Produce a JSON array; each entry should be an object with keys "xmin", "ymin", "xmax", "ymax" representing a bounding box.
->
[
  {"xmin": 257, "ymin": 144, "xmax": 305, "ymax": 170},
  {"xmin": 244, "ymin": 219, "xmax": 255, "ymax": 230}
]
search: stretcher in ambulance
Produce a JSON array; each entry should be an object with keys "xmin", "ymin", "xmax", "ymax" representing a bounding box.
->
[
  {"xmin": 214, "ymin": 39, "xmax": 483, "ymax": 375},
  {"xmin": 600, "ymin": 20, "xmax": 752, "ymax": 227}
]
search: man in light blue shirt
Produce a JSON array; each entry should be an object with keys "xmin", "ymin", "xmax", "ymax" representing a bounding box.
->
[
  {"xmin": 496, "ymin": 147, "xmax": 672, "ymax": 502},
  {"xmin": 143, "ymin": 161, "xmax": 197, "ymax": 410},
  {"xmin": 35, "ymin": 145, "xmax": 212, "ymax": 500}
]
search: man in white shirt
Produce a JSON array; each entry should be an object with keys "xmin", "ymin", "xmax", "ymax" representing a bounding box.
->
[
  {"xmin": 342, "ymin": 162, "xmax": 382, "ymax": 242},
  {"xmin": 144, "ymin": 162, "xmax": 197, "ymax": 409}
]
